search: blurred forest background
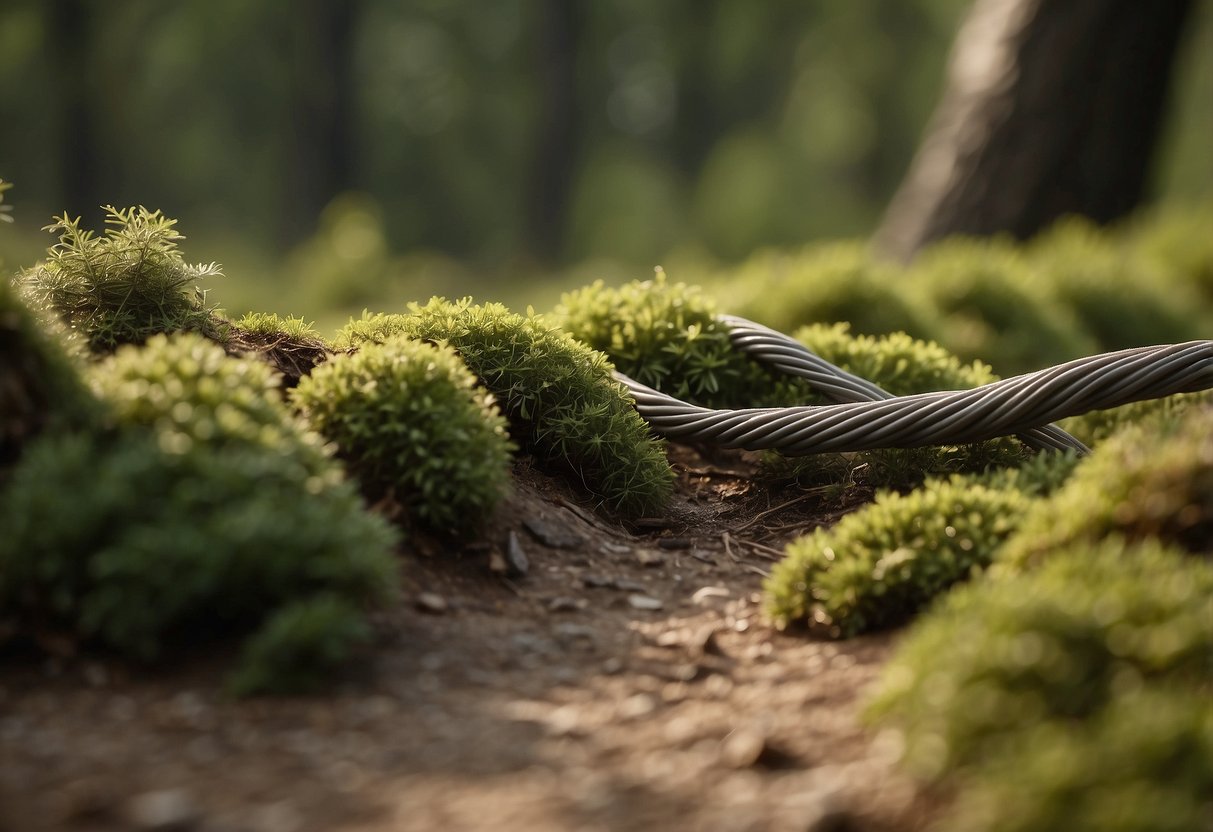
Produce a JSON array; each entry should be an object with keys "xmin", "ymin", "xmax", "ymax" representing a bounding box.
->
[{"xmin": 1, "ymin": 0, "xmax": 1211, "ymax": 329}]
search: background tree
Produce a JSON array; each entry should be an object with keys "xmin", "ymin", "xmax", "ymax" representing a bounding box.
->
[{"xmin": 876, "ymin": 0, "xmax": 1196, "ymax": 262}]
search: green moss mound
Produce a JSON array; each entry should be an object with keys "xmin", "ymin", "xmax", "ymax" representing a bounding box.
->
[
  {"xmin": 937, "ymin": 688, "xmax": 1213, "ymax": 832},
  {"xmin": 794, "ymin": 322, "xmax": 997, "ymax": 396},
  {"xmin": 1027, "ymin": 219, "xmax": 1208, "ymax": 351},
  {"xmin": 337, "ymin": 298, "xmax": 673, "ymax": 517},
  {"xmin": 720, "ymin": 241, "xmax": 940, "ymax": 338},
  {"xmin": 907, "ymin": 238, "xmax": 1096, "ymax": 374},
  {"xmin": 1, "ymin": 278, "xmax": 98, "ymax": 463},
  {"xmin": 999, "ymin": 406, "xmax": 1213, "ymax": 572},
  {"xmin": 293, "ymin": 337, "xmax": 515, "ymax": 532},
  {"xmin": 556, "ymin": 272, "xmax": 810, "ymax": 408},
  {"xmin": 867, "ymin": 540, "xmax": 1213, "ymax": 782},
  {"xmin": 0, "ymin": 430, "xmax": 399, "ymax": 683},
  {"xmin": 17, "ymin": 207, "xmax": 221, "ymax": 352},
  {"xmin": 765, "ymin": 476, "xmax": 1029, "ymax": 637},
  {"xmin": 88, "ymin": 332, "xmax": 336, "ymax": 480}
]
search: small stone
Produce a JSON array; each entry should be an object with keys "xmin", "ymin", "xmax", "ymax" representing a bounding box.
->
[
  {"xmin": 523, "ymin": 516, "xmax": 584, "ymax": 549},
  {"xmin": 627, "ymin": 594, "xmax": 664, "ymax": 611},
  {"xmin": 580, "ymin": 573, "xmax": 613, "ymax": 588},
  {"xmin": 720, "ymin": 728, "xmax": 767, "ymax": 768},
  {"xmin": 505, "ymin": 530, "xmax": 530, "ymax": 577},
  {"xmin": 547, "ymin": 596, "xmax": 584, "ymax": 613},
  {"xmin": 691, "ymin": 586, "xmax": 731, "ymax": 605},
  {"xmin": 601, "ymin": 657, "xmax": 624, "ymax": 674},
  {"xmin": 613, "ymin": 578, "xmax": 648, "ymax": 593},
  {"xmin": 488, "ymin": 548, "xmax": 509, "ymax": 574},
  {"xmin": 634, "ymin": 548, "xmax": 665, "ymax": 568},
  {"xmin": 126, "ymin": 788, "xmax": 199, "ymax": 831},
  {"xmin": 599, "ymin": 541, "xmax": 632, "ymax": 555},
  {"xmin": 415, "ymin": 593, "xmax": 448, "ymax": 614}
]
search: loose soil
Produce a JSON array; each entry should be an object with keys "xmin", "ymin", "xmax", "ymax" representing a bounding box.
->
[{"xmin": 0, "ymin": 447, "xmax": 939, "ymax": 832}]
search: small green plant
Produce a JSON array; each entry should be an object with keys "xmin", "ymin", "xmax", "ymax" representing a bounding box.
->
[
  {"xmin": 0, "ymin": 429, "xmax": 399, "ymax": 675},
  {"xmin": 1059, "ymin": 391, "xmax": 1212, "ymax": 447},
  {"xmin": 17, "ymin": 206, "xmax": 221, "ymax": 352},
  {"xmin": 88, "ymin": 332, "xmax": 336, "ymax": 480},
  {"xmin": 337, "ymin": 298, "xmax": 674, "ymax": 516},
  {"xmin": 556, "ymin": 272, "xmax": 810, "ymax": 408},
  {"xmin": 718, "ymin": 241, "xmax": 941, "ymax": 338},
  {"xmin": 998, "ymin": 406, "xmax": 1213, "ymax": 573},
  {"xmin": 227, "ymin": 594, "xmax": 372, "ymax": 696},
  {"xmin": 867, "ymin": 540, "xmax": 1213, "ymax": 782},
  {"xmin": 233, "ymin": 311, "xmax": 324, "ymax": 342},
  {"xmin": 765, "ymin": 475, "xmax": 1029, "ymax": 636},
  {"xmin": 907, "ymin": 238, "xmax": 1096, "ymax": 374},
  {"xmin": 293, "ymin": 337, "xmax": 515, "ymax": 532},
  {"xmin": 936, "ymin": 688, "xmax": 1213, "ymax": 832}
]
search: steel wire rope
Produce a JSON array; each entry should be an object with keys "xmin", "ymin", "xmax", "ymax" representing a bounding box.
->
[{"xmin": 617, "ymin": 315, "xmax": 1213, "ymax": 456}]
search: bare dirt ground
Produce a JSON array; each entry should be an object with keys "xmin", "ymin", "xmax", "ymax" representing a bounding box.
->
[{"xmin": 0, "ymin": 448, "xmax": 938, "ymax": 832}]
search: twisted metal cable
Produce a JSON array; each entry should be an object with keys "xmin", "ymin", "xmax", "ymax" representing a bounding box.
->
[
  {"xmin": 719, "ymin": 315, "xmax": 1086, "ymax": 454},
  {"xmin": 620, "ymin": 315, "xmax": 1213, "ymax": 456}
]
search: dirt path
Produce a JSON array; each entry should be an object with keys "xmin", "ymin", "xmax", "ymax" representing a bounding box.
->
[{"xmin": 0, "ymin": 452, "xmax": 935, "ymax": 832}]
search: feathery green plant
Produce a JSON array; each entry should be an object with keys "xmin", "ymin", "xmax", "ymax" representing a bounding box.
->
[
  {"xmin": 234, "ymin": 311, "xmax": 325, "ymax": 342},
  {"xmin": 293, "ymin": 337, "xmax": 515, "ymax": 532},
  {"xmin": 337, "ymin": 298, "xmax": 673, "ymax": 516},
  {"xmin": 17, "ymin": 206, "xmax": 221, "ymax": 352}
]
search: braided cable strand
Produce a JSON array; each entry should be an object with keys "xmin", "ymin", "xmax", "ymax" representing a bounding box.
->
[
  {"xmin": 620, "ymin": 316, "xmax": 1213, "ymax": 456},
  {"xmin": 719, "ymin": 315, "xmax": 1087, "ymax": 454}
]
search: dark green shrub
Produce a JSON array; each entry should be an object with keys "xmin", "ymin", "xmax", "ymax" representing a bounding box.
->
[
  {"xmin": 1027, "ymin": 219, "xmax": 1207, "ymax": 351},
  {"xmin": 718, "ymin": 241, "xmax": 941, "ymax": 338},
  {"xmin": 556, "ymin": 271, "xmax": 811, "ymax": 408},
  {"xmin": 867, "ymin": 540, "xmax": 1213, "ymax": 782},
  {"xmin": 336, "ymin": 298, "xmax": 673, "ymax": 517},
  {"xmin": 765, "ymin": 475, "xmax": 1029, "ymax": 636},
  {"xmin": 937, "ymin": 688, "xmax": 1213, "ymax": 832},
  {"xmin": 0, "ymin": 430, "xmax": 399, "ymax": 669},
  {"xmin": 907, "ymin": 238, "xmax": 1096, "ymax": 374},
  {"xmin": 88, "ymin": 333, "xmax": 335, "ymax": 480},
  {"xmin": 1, "ymin": 278, "xmax": 98, "ymax": 463},
  {"xmin": 999, "ymin": 406, "xmax": 1213, "ymax": 572},
  {"xmin": 17, "ymin": 207, "xmax": 221, "ymax": 352},
  {"xmin": 228, "ymin": 594, "xmax": 372, "ymax": 696},
  {"xmin": 292, "ymin": 337, "xmax": 514, "ymax": 531}
]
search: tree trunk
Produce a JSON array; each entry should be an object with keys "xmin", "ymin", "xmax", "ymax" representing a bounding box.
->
[
  {"xmin": 48, "ymin": 0, "xmax": 101, "ymax": 225},
  {"xmin": 874, "ymin": 0, "xmax": 1194, "ymax": 262},
  {"xmin": 281, "ymin": 0, "xmax": 361, "ymax": 244},
  {"xmin": 523, "ymin": 0, "xmax": 583, "ymax": 264}
]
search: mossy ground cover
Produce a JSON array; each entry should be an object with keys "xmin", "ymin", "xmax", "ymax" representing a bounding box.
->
[{"xmin": 3, "ymin": 201, "xmax": 1213, "ymax": 828}]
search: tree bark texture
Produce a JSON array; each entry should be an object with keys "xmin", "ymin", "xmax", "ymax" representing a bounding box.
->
[{"xmin": 875, "ymin": 0, "xmax": 1194, "ymax": 262}]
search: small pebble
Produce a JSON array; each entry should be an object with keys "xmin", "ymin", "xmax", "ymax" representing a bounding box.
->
[
  {"xmin": 634, "ymin": 548, "xmax": 666, "ymax": 568},
  {"xmin": 505, "ymin": 530, "xmax": 530, "ymax": 577},
  {"xmin": 523, "ymin": 516, "xmax": 584, "ymax": 549},
  {"xmin": 547, "ymin": 596, "xmax": 584, "ymax": 613},
  {"xmin": 126, "ymin": 788, "xmax": 199, "ymax": 831},
  {"xmin": 415, "ymin": 593, "xmax": 448, "ymax": 614},
  {"xmin": 627, "ymin": 594, "xmax": 664, "ymax": 611}
]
